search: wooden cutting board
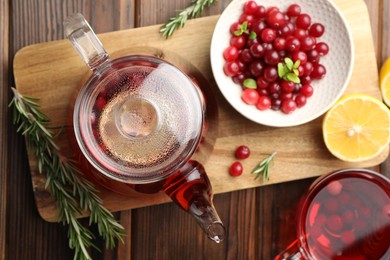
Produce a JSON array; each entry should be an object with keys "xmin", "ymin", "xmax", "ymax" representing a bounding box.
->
[{"xmin": 14, "ymin": 0, "xmax": 388, "ymax": 222}]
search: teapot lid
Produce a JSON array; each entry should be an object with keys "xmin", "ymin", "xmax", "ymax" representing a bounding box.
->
[{"xmin": 74, "ymin": 55, "xmax": 204, "ymax": 184}]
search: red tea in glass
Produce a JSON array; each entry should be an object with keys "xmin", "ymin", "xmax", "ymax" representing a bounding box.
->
[{"xmin": 275, "ymin": 169, "xmax": 390, "ymax": 260}]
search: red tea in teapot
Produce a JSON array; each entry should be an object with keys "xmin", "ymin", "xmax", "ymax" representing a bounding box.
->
[
  {"xmin": 65, "ymin": 13, "xmax": 225, "ymax": 243},
  {"xmin": 88, "ymin": 59, "xmax": 202, "ymax": 173}
]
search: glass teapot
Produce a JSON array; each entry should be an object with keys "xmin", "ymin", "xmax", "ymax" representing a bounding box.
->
[{"xmin": 64, "ymin": 13, "xmax": 225, "ymax": 243}]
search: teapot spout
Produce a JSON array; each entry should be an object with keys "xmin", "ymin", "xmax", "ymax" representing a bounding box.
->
[
  {"xmin": 188, "ymin": 195, "xmax": 226, "ymax": 243},
  {"xmin": 163, "ymin": 161, "xmax": 226, "ymax": 243}
]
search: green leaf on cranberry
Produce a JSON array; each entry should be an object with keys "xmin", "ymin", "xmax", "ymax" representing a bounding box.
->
[
  {"xmin": 293, "ymin": 60, "xmax": 300, "ymax": 69},
  {"xmin": 285, "ymin": 57, "xmax": 294, "ymax": 70},
  {"xmin": 243, "ymin": 78, "xmax": 257, "ymax": 89},
  {"xmin": 277, "ymin": 57, "xmax": 301, "ymax": 83},
  {"xmin": 278, "ymin": 63, "xmax": 289, "ymax": 78},
  {"xmin": 286, "ymin": 73, "xmax": 300, "ymax": 83},
  {"xmin": 249, "ymin": 31, "xmax": 257, "ymax": 40},
  {"xmin": 234, "ymin": 21, "xmax": 249, "ymax": 36}
]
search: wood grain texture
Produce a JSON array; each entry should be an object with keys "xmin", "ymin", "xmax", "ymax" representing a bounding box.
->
[
  {"xmin": 2, "ymin": 0, "xmax": 390, "ymax": 260},
  {"xmin": 0, "ymin": 1, "xmax": 9, "ymax": 260}
]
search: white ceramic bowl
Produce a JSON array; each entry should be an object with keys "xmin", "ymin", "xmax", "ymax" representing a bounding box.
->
[{"xmin": 210, "ymin": 0, "xmax": 354, "ymax": 127}]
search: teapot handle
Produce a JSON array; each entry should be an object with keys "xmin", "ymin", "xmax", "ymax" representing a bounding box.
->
[{"xmin": 64, "ymin": 13, "xmax": 109, "ymax": 70}]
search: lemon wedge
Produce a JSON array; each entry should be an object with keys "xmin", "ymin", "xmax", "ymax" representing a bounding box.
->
[{"xmin": 322, "ymin": 94, "xmax": 390, "ymax": 162}]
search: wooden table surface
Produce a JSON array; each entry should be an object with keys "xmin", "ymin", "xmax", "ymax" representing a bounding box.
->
[{"xmin": 1, "ymin": 0, "xmax": 389, "ymax": 259}]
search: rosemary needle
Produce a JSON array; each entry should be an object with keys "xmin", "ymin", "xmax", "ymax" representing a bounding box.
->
[
  {"xmin": 9, "ymin": 88, "xmax": 125, "ymax": 260},
  {"xmin": 160, "ymin": 0, "xmax": 218, "ymax": 38},
  {"xmin": 251, "ymin": 152, "xmax": 277, "ymax": 181}
]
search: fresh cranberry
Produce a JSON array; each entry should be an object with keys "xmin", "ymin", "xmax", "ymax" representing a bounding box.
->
[
  {"xmin": 273, "ymin": 37, "xmax": 286, "ymax": 51},
  {"xmin": 280, "ymin": 92, "xmax": 293, "ymax": 101},
  {"xmin": 311, "ymin": 64, "xmax": 327, "ymax": 79},
  {"xmin": 249, "ymin": 43, "xmax": 265, "ymax": 58},
  {"xmin": 263, "ymin": 66, "xmax": 278, "ymax": 82},
  {"xmin": 292, "ymin": 51, "xmax": 307, "ymax": 65},
  {"xmin": 223, "ymin": 46, "xmax": 239, "ymax": 61},
  {"xmin": 246, "ymin": 36, "xmax": 259, "ymax": 47},
  {"xmin": 293, "ymin": 28, "xmax": 307, "ymax": 40},
  {"xmin": 223, "ymin": 61, "xmax": 240, "ymax": 76},
  {"xmin": 316, "ymin": 42, "xmax": 329, "ymax": 56},
  {"xmin": 268, "ymin": 82, "xmax": 281, "ymax": 93},
  {"xmin": 281, "ymin": 99, "xmax": 297, "ymax": 114},
  {"xmin": 261, "ymin": 28, "xmax": 277, "ymax": 43},
  {"xmin": 241, "ymin": 88, "xmax": 259, "ymax": 105},
  {"xmin": 257, "ymin": 76, "xmax": 270, "ymax": 89},
  {"xmin": 295, "ymin": 94, "xmax": 307, "ymax": 108},
  {"xmin": 302, "ymin": 62, "xmax": 314, "ymax": 76},
  {"xmin": 257, "ymin": 88, "xmax": 269, "ymax": 96},
  {"xmin": 279, "ymin": 23, "xmax": 294, "ymax": 36},
  {"xmin": 285, "ymin": 37, "xmax": 301, "ymax": 52},
  {"xmin": 243, "ymin": 1, "xmax": 258, "ymax": 15},
  {"xmin": 232, "ymin": 73, "xmax": 246, "ymax": 85},
  {"xmin": 249, "ymin": 60, "xmax": 265, "ymax": 77},
  {"xmin": 266, "ymin": 6, "xmax": 280, "ymax": 16},
  {"xmin": 230, "ymin": 35, "xmax": 247, "ymax": 49},
  {"xmin": 266, "ymin": 11, "xmax": 286, "ymax": 29},
  {"xmin": 296, "ymin": 13, "xmax": 312, "ymax": 29},
  {"xmin": 271, "ymin": 97, "xmax": 282, "ymax": 110},
  {"xmin": 229, "ymin": 161, "xmax": 243, "ymax": 176},
  {"xmin": 235, "ymin": 145, "xmax": 251, "ymax": 159},
  {"xmin": 251, "ymin": 19, "xmax": 267, "ymax": 35},
  {"xmin": 230, "ymin": 22, "xmax": 241, "ymax": 35},
  {"xmin": 237, "ymin": 60, "xmax": 247, "ymax": 72},
  {"xmin": 264, "ymin": 50, "xmax": 280, "ymax": 65},
  {"xmin": 256, "ymin": 95, "xmax": 272, "ymax": 110},
  {"xmin": 281, "ymin": 80, "xmax": 296, "ymax": 93},
  {"xmin": 301, "ymin": 76, "xmax": 312, "ymax": 85},
  {"xmin": 297, "ymin": 65, "xmax": 304, "ymax": 76},
  {"xmin": 254, "ymin": 5, "xmax": 267, "ymax": 18},
  {"xmin": 300, "ymin": 84, "xmax": 314, "ymax": 97},
  {"xmin": 309, "ymin": 23, "xmax": 325, "ymax": 37},
  {"xmin": 239, "ymin": 14, "xmax": 255, "ymax": 27},
  {"xmin": 306, "ymin": 49, "xmax": 320, "ymax": 63},
  {"xmin": 286, "ymin": 4, "xmax": 301, "ymax": 17},
  {"xmin": 300, "ymin": 36, "xmax": 316, "ymax": 51},
  {"xmin": 238, "ymin": 48, "xmax": 253, "ymax": 63}
]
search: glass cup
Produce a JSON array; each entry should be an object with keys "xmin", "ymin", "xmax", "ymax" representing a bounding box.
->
[
  {"xmin": 275, "ymin": 168, "xmax": 390, "ymax": 260},
  {"xmin": 63, "ymin": 13, "xmax": 225, "ymax": 243}
]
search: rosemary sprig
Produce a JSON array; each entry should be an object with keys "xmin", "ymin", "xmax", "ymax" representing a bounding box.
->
[
  {"xmin": 160, "ymin": 0, "xmax": 218, "ymax": 38},
  {"xmin": 251, "ymin": 152, "xmax": 277, "ymax": 181},
  {"xmin": 9, "ymin": 88, "xmax": 125, "ymax": 260}
]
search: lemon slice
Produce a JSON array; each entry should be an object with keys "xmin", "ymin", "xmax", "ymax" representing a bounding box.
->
[
  {"xmin": 322, "ymin": 94, "xmax": 390, "ymax": 162},
  {"xmin": 380, "ymin": 57, "xmax": 390, "ymax": 107}
]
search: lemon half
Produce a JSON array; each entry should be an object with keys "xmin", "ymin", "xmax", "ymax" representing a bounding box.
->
[{"xmin": 323, "ymin": 94, "xmax": 390, "ymax": 162}]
